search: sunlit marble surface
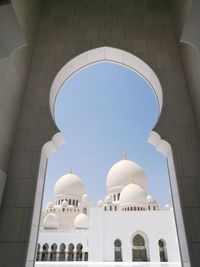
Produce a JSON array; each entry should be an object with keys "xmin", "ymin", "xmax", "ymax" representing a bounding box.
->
[{"xmin": 35, "ymin": 262, "xmax": 182, "ymax": 267}]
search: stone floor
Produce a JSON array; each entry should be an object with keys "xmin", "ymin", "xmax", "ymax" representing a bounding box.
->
[{"xmin": 35, "ymin": 262, "xmax": 182, "ymax": 267}]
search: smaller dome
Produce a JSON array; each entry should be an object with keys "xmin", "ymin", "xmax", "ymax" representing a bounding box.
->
[
  {"xmin": 43, "ymin": 213, "xmax": 59, "ymax": 229},
  {"xmin": 105, "ymin": 195, "xmax": 112, "ymax": 203},
  {"xmin": 62, "ymin": 200, "xmax": 68, "ymax": 206},
  {"xmin": 82, "ymin": 194, "xmax": 89, "ymax": 201},
  {"xmin": 54, "ymin": 173, "xmax": 84, "ymax": 198},
  {"xmin": 164, "ymin": 204, "xmax": 172, "ymax": 211},
  {"xmin": 47, "ymin": 201, "xmax": 54, "ymax": 208},
  {"xmin": 97, "ymin": 200, "xmax": 103, "ymax": 207},
  {"xmin": 119, "ymin": 183, "xmax": 147, "ymax": 205},
  {"xmin": 147, "ymin": 195, "xmax": 155, "ymax": 203},
  {"xmin": 74, "ymin": 213, "xmax": 89, "ymax": 229}
]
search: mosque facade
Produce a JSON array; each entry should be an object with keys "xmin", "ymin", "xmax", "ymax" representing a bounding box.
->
[{"xmin": 37, "ymin": 157, "xmax": 181, "ymax": 263}]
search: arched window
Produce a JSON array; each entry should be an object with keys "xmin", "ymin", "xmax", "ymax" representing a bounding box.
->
[
  {"xmin": 73, "ymin": 199, "xmax": 75, "ymax": 206},
  {"xmin": 104, "ymin": 206, "xmax": 107, "ymax": 211},
  {"xmin": 114, "ymin": 239, "xmax": 122, "ymax": 262},
  {"xmin": 50, "ymin": 243, "xmax": 57, "ymax": 261},
  {"xmin": 131, "ymin": 207, "xmax": 133, "ymax": 211},
  {"xmin": 113, "ymin": 194, "xmax": 116, "ymax": 201},
  {"xmin": 36, "ymin": 243, "xmax": 41, "ymax": 261},
  {"xmin": 59, "ymin": 243, "xmax": 66, "ymax": 261},
  {"xmin": 84, "ymin": 252, "xmax": 88, "ymax": 261},
  {"xmin": 69, "ymin": 199, "xmax": 71, "ymax": 205},
  {"xmin": 76, "ymin": 200, "xmax": 78, "ymax": 206},
  {"xmin": 115, "ymin": 205, "xmax": 117, "ymax": 211},
  {"xmin": 41, "ymin": 243, "xmax": 49, "ymax": 261},
  {"xmin": 132, "ymin": 234, "xmax": 147, "ymax": 262},
  {"xmin": 158, "ymin": 240, "xmax": 168, "ymax": 262},
  {"xmin": 118, "ymin": 193, "xmax": 120, "ymax": 200},
  {"xmin": 76, "ymin": 243, "xmax": 83, "ymax": 261},
  {"xmin": 110, "ymin": 206, "xmax": 112, "ymax": 211},
  {"xmin": 67, "ymin": 243, "xmax": 74, "ymax": 261}
]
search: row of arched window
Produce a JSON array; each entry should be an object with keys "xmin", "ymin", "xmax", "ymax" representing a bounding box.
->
[
  {"xmin": 104, "ymin": 206, "xmax": 158, "ymax": 211},
  {"xmin": 62, "ymin": 208, "xmax": 80, "ymax": 212},
  {"xmin": 104, "ymin": 205, "xmax": 118, "ymax": 211},
  {"xmin": 47, "ymin": 208, "xmax": 80, "ymax": 213},
  {"xmin": 56, "ymin": 199, "xmax": 79, "ymax": 207},
  {"xmin": 37, "ymin": 237, "xmax": 167, "ymax": 262},
  {"xmin": 113, "ymin": 193, "xmax": 120, "ymax": 201},
  {"xmin": 36, "ymin": 243, "xmax": 88, "ymax": 262},
  {"xmin": 122, "ymin": 207, "xmax": 146, "ymax": 211},
  {"xmin": 114, "ymin": 235, "xmax": 168, "ymax": 262}
]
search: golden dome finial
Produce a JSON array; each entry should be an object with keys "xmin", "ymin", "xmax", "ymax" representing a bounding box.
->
[
  {"xmin": 130, "ymin": 177, "xmax": 134, "ymax": 184},
  {"xmin": 124, "ymin": 152, "xmax": 127, "ymax": 160}
]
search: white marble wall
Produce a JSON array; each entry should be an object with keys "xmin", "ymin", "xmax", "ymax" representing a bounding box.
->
[
  {"xmin": 169, "ymin": 1, "xmax": 200, "ymax": 266},
  {"xmin": 89, "ymin": 208, "xmax": 180, "ymax": 262},
  {"xmin": 0, "ymin": 0, "xmax": 200, "ymax": 267}
]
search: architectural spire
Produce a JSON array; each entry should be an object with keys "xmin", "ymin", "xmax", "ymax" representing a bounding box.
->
[{"xmin": 124, "ymin": 152, "xmax": 127, "ymax": 160}]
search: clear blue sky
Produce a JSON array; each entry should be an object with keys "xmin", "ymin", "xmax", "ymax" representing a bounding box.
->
[{"xmin": 43, "ymin": 62, "xmax": 171, "ymax": 209}]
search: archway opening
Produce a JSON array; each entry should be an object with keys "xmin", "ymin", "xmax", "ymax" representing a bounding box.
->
[
  {"xmin": 59, "ymin": 243, "xmax": 66, "ymax": 261},
  {"xmin": 50, "ymin": 243, "xmax": 57, "ymax": 261},
  {"xmin": 41, "ymin": 243, "xmax": 49, "ymax": 262},
  {"xmin": 67, "ymin": 243, "xmax": 74, "ymax": 261},
  {"xmin": 132, "ymin": 234, "xmax": 148, "ymax": 262},
  {"xmin": 76, "ymin": 243, "xmax": 83, "ymax": 261},
  {"xmin": 29, "ymin": 47, "xmax": 190, "ymax": 266},
  {"xmin": 114, "ymin": 239, "xmax": 122, "ymax": 262},
  {"xmin": 159, "ymin": 239, "xmax": 168, "ymax": 262}
]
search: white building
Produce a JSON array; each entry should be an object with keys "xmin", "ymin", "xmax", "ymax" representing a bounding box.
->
[{"xmin": 37, "ymin": 156, "xmax": 181, "ymax": 263}]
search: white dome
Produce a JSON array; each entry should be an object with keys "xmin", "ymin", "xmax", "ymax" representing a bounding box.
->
[
  {"xmin": 119, "ymin": 183, "xmax": 147, "ymax": 205},
  {"xmin": 46, "ymin": 201, "xmax": 54, "ymax": 210},
  {"xmin": 74, "ymin": 213, "xmax": 89, "ymax": 229},
  {"xmin": 43, "ymin": 213, "xmax": 59, "ymax": 229},
  {"xmin": 97, "ymin": 200, "xmax": 104, "ymax": 207},
  {"xmin": 147, "ymin": 195, "xmax": 155, "ymax": 203},
  {"xmin": 54, "ymin": 173, "xmax": 84, "ymax": 198},
  {"xmin": 107, "ymin": 159, "xmax": 147, "ymax": 192},
  {"xmin": 105, "ymin": 195, "xmax": 112, "ymax": 203},
  {"xmin": 164, "ymin": 204, "xmax": 172, "ymax": 211},
  {"xmin": 82, "ymin": 194, "xmax": 89, "ymax": 201}
]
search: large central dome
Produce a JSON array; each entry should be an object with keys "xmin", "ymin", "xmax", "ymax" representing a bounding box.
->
[
  {"xmin": 106, "ymin": 159, "xmax": 147, "ymax": 192},
  {"xmin": 54, "ymin": 173, "xmax": 84, "ymax": 198}
]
